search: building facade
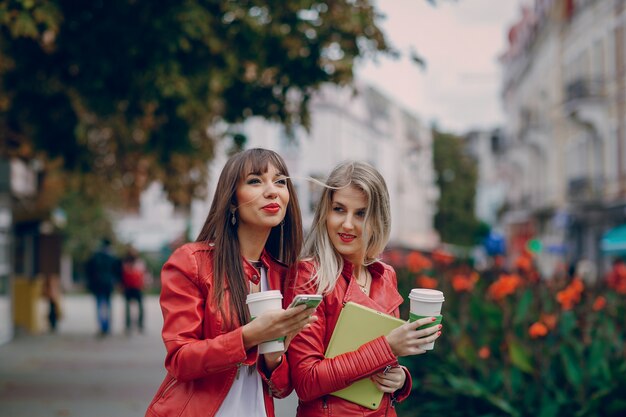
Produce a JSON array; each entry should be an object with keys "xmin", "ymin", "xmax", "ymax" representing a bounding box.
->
[{"xmin": 500, "ymin": 0, "xmax": 626, "ymax": 274}]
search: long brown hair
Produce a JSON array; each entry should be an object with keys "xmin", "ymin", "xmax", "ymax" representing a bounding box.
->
[{"xmin": 196, "ymin": 148, "xmax": 303, "ymax": 327}]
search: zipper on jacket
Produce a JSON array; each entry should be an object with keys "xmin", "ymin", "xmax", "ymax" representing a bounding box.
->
[
  {"xmin": 160, "ymin": 377, "xmax": 177, "ymax": 399},
  {"xmin": 383, "ymin": 365, "xmax": 392, "ymax": 374},
  {"xmin": 322, "ymin": 396, "xmax": 328, "ymax": 409},
  {"xmin": 267, "ymin": 380, "xmax": 276, "ymax": 397},
  {"xmin": 235, "ymin": 363, "xmax": 243, "ymax": 379}
]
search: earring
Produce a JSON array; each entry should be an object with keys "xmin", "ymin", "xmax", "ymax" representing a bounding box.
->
[{"xmin": 230, "ymin": 210, "xmax": 237, "ymax": 226}]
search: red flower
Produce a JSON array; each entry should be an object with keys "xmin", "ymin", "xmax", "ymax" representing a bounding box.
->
[
  {"xmin": 416, "ymin": 275, "xmax": 438, "ymax": 289},
  {"xmin": 478, "ymin": 346, "xmax": 490, "ymax": 359},
  {"xmin": 592, "ymin": 296, "xmax": 607, "ymax": 311},
  {"xmin": 487, "ymin": 274, "xmax": 523, "ymax": 300},
  {"xmin": 540, "ymin": 313, "xmax": 558, "ymax": 330},
  {"xmin": 515, "ymin": 254, "xmax": 533, "ymax": 273},
  {"xmin": 556, "ymin": 278, "xmax": 584, "ymax": 310},
  {"xmin": 529, "ymin": 322, "xmax": 548, "ymax": 338},
  {"xmin": 406, "ymin": 251, "xmax": 432, "ymax": 273},
  {"xmin": 432, "ymin": 248, "xmax": 454, "ymax": 265},
  {"xmin": 452, "ymin": 272, "xmax": 479, "ymax": 292},
  {"xmin": 384, "ymin": 249, "xmax": 405, "ymax": 268}
]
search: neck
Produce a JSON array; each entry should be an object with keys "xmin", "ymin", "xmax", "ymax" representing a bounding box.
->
[
  {"xmin": 237, "ymin": 225, "xmax": 271, "ymax": 261},
  {"xmin": 353, "ymin": 265, "xmax": 368, "ymax": 281}
]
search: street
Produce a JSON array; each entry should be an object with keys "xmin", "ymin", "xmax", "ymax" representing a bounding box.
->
[{"xmin": 0, "ymin": 294, "xmax": 297, "ymax": 417}]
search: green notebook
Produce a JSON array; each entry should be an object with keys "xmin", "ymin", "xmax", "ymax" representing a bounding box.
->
[{"xmin": 325, "ymin": 301, "xmax": 406, "ymax": 410}]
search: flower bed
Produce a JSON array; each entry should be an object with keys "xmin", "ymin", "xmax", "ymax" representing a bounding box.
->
[{"xmin": 383, "ymin": 249, "xmax": 626, "ymax": 417}]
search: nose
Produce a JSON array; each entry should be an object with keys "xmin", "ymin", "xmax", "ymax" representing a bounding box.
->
[
  {"xmin": 264, "ymin": 181, "xmax": 278, "ymax": 199},
  {"xmin": 342, "ymin": 213, "xmax": 355, "ymax": 230}
]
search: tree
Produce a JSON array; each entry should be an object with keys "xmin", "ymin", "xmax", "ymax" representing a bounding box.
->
[
  {"xmin": 1, "ymin": 0, "xmax": 397, "ymax": 209},
  {"xmin": 433, "ymin": 129, "xmax": 481, "ymax": 247}
]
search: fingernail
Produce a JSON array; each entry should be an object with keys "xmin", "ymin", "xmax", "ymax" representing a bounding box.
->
[
  {"xmin": 438, "ymin": 324, "xmax": 442, "ymax": 329},
  {"xmin": 437, "ymin": 331, "xmax": 441, "ymax": 335},
  {"xmin": 431, "ymin": 317, "xmax": 436, "ymax": 322}
]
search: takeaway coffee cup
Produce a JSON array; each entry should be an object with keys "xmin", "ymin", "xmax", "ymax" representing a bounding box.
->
[
  {"xmin": 246, "ymin": 290, "xmax": 284, "ymax": 354},
  {"xmin": 408, "ymin": 288, "xmax": 445, "ymax": 350}
]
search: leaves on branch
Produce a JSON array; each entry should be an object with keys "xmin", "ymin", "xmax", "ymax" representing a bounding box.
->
[{"xmin": 1, "ymin": 0, "xmax": 392, "ymax": 208}]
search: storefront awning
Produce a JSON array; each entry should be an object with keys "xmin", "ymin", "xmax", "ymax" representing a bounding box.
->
[{"xmin": 601, "ymin": 225, "xmax": 626, "ymax": 254}]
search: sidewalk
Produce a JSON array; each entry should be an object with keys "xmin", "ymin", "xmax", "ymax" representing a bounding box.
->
[{"xmin": 0, "ymin": 294, "xmax": 297, "ymax": 417}]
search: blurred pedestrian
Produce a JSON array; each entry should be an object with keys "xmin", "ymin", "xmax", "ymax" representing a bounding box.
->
[
  {"xmin": 145, "ymin": 148, "xmax": 316, "ymax": 417},
  {"xmin": 86, "ymin": 238, "xmax": 122, "ymax": 337},
  {"xmin": 43, "ymin": 273, "xmax": 62, "ymax": 332},
  {"xmin": 288, "ymin": 161, "xmax": 441, "ymax": 416},
  {"xmin": 122, "ymin": 246, "xmax": 146, "ymax": 334}
]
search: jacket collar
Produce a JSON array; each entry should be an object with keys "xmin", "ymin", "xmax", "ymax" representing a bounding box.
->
[
  {"xmin": 242, "ymin": 249, "xmax": 279, "ymax": 285},
  {"xmin": 340, "ymin": 258, "xmax": 403, "ymax": 315},
  {"xmin": 340, "ymin": 258, "xmax": 385, "ymax": 281}
]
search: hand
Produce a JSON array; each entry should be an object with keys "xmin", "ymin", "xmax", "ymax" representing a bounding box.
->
[
  {"xmin": 385, "ymin": 317, "xmax": 441, "ymax": 357},
  {"xmin": 242, "ymin": 304, "xmax": 317, "ymax": 351},
  {"xmin": 371, "ymin": 366, "xmax": 406, "ymax": 393}
]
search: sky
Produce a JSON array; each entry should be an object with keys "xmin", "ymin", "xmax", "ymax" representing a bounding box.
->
[{"xmin": 357, "ymin": 0, "xmax": 524, "ymax": 134}]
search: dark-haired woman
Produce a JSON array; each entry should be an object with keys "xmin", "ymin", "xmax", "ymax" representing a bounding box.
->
[{"xmin": 146, "ymin": 148, "xmax": 316, "ymax": 417}]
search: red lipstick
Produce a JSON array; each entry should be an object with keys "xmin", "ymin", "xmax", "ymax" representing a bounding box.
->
[{"xmin": 262, "ymin": 203, "xmax": 280, "ymax": 213}]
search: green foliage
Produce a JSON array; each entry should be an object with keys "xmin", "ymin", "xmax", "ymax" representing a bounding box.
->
[
  {"xmin": 390, "ymin": 253, "xmax": 626, "ymax": 417},
  {"xmin": 58, "ymin": 185, "xmax": 115, "ymax": 264},
  {"xmin": 432, "ymin": 129, "xmax": 481, "ymax": 246},
  {"xmin": 1, "ymin": 0, "xmax": 392, "ymax": 207}
]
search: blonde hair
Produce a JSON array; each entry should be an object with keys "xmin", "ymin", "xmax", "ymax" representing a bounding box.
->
[{"xmin": 302, "ymin": 161, "xmax": 391, "ymax": 294}]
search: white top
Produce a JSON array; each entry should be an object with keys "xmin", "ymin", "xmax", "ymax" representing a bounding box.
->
[{"xmin": 215, "ymin": 266, "xmax": 269, "ymax": 417}]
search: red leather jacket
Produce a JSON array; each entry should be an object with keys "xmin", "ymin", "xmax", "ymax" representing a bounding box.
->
[
  {"xmin": 286, "ymin": 259, "xmax": 412, "ymax": 417},
  {"xmin": 145, "ymin": 242, "xmax": 293, "ymax": 417}
]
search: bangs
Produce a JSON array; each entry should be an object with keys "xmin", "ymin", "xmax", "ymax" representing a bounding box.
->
[{"xmin": 238, "ymin": 149, "xmax": 288, "ymax": 179}]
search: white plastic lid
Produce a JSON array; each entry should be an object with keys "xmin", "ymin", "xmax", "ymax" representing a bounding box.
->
[
  {"xmin": 246, "ymin": 290, "xmax": 283, "ymax": 304},
  {"xmin": 409, "ymin": 288, "xmax": 445, "ymax": 303}
]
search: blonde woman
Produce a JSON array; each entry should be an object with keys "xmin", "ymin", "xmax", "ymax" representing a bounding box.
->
[{"xmin": 287, "ymin": 161, "xmax": 441, "ymax": 416}]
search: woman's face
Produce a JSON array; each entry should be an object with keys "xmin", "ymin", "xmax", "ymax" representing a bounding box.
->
[
  {"xmin": 234, "ymin": 163, "xmax": 290, "ymax": 231},
  {"xmin": 326, "ymin": 185, "xmax": 369, "ymax": 265}
]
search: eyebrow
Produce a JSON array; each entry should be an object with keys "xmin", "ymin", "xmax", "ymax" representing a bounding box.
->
[
  {"xmin": 246, "ymin": 170, "xmax": 285, "ymax": 177},
  {"xmin": 331, "ymin": 200, "xmax": 367, "ymax": 211}
]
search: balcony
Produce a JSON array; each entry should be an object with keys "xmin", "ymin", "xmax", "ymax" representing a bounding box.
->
[
  {"xmin": 563, "ymin": 78, "xmax": 607, "ymax": 128},
  {"xmin": 565, "ymin": 78, "xmax": 605, "ymax": 102},
  {"xmin": 567, "ymin": 176, "xmax": 604, "ymax": 203}
]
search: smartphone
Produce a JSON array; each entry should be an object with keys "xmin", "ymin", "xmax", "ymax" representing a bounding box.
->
[{"xmin": 289, "ymin": 294, "xmax": 323, "ymax": 310}]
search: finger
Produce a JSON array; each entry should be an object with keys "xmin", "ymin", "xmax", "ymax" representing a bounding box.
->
[
  {"xmin": 283, "ymin": 304, "xmax": 308, "ymax": 317},
  {"xmin": 372, "ymin": 376, "xmax": 396, "ymax": 387},
  {"xmin": 284, "ymin": 333, "xmax": 295, "ymax": 347},
  {"xmin": 288, "ymin": 316, "xmax": 317, "ymax": 335},
  {"xmin": 371, "ymin": 379, "xmax": 390, "ymax": 393},
  {"xmin": 418, "ymin": 330, "xmax": 441, "ymax": 344},
  {"xmin": 372, "ymin": 379, "xmax": 395, "ymax": 393},
  {"xmin": 416, "ymin": 325, "xmax": 440, "ymax": 338},
  {"xmin": 406, "ymin": 316, "xmax": 438, "ymax": 330}
]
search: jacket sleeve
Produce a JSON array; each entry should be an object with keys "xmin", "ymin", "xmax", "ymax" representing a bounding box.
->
[
  {"xmin": 257, "ymin": 354, "xmax": 292, "ymax": 399},
  {"xmin": 160, "ymin": 246, "xmax": 250, "ymax": 382},
  {"xmin": 393, "ymin": 365, "xmax": 413, "ymax": 403},
  {"xmin": 288, "ymin": 297, "xmax": 399, "ymax": 402}
]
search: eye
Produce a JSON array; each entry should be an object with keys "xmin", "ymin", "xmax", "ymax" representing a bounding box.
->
[
  {"xmin": 356, "ymin": 210, "xmax": 366, "ymax": 218},
  {"xmin": 246, "ymin": 177, "xmax": 261, "ymax": 185},
  {"xmin": 332, "ymin": 206, "xmax": 344, "ymax": 213},
  {"xmin": 274, "ymin": 177, "xmax": 288, "ymax": 186}
]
